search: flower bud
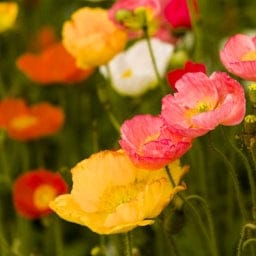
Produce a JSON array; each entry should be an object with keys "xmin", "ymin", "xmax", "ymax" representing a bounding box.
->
[
  {"xmin": 244, "ymin": 114, "xmax": 256, "ymax": 134},
  {"xmin": 248, "ymin": 84, "xmax": 256, "ymax": 105}
]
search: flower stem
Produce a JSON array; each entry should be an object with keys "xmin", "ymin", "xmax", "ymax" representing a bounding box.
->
[
  {"xmin": 221, "ymin": 127, "xmax": 256, "ymax": 220},
  {"xmin": 237, "ymin": 223, "xmax": 256, "ymax": 256},
  {"xmin": 143, "ymin": 27, "xmax": 166, "ymax": 96},
  {"xmin": 207, "ymin": 133, "xmax": 247, "ymax": 222},
  {"xmin": 121, "ymin": 232, "xmax": 132, "ymax": 256},
  {"xmin": 165, "ymin": 166, "xmax": 217, "ymax": 256}
]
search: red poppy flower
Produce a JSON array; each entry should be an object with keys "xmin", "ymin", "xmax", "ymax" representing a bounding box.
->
[
  {"xmin": 0, "ymin": 98, "xmax": 64, "ymax": 140},
  {"xmin": 164, "ymin": 0, "xmax": 198, "ymax": 29},
  {"xmin": 167, "ymin": 60, "xmax": 206, "ymax": 90},
  {"xmin": 13, "ymin": 169, "xmax": 68, "ymax": 219}
]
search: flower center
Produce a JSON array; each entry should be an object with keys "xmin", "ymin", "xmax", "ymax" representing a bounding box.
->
[
  {"xmin": 10, "ymin": 115, "xmax": 38, "ymax": 130},
  {"xmin": 121, "ymin": 69, "xmax": 133, "ymax": 78},
  {"xmin": 100, "ymin": 182, "xmax": 145, "ymax": 212},
  {"xmin": 138, "ymin": 132, "xmax": 160, "ymax": 155},
  {"xmin": 241, "ymin": 51, "xmax": 256, "ymax": 61},
  {"xmin": 34, "ymin": 184, "xmax": 57, "ymax": 210}
]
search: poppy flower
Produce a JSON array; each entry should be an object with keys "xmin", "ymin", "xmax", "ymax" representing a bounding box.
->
[
  {"xmin": 13, "ymin": 169, "xmax": 68, "ymax": 219},
  {"xmin": 100, "ymin": 38, "xmax": 174, "ymax": 96},
  {"xmin": 62, "ymin": 7, "xmax": 128, "ymax": 69},
  {"xmin": 0, "ymin": 98, "xmax": 64, "ymax": 140},
  {"xmin": 161, "ymin": 72, "xmax": 246, "ymax": 138},
  {"xmin": 50, "ymin": 149, "xmax": 188, "ymax": 234},
  {"xmin": 164, "ymin": 0, "xmax": 198, "ymax": 29},
  {"xmin": 220, "ymin": 33, "xmax": 256, "ymax": 81},
  {"xmin": 16, "ymin": 42, "xmax": 94, "ymax": 84},
  {"xmin": 167, "ymin": 60, "xmax": 206, "ymax": 90},
  {"xmin": 119, "ymin": 114, "xmax": 192, "ymax": 169},
  {"xmin": 0, "ymin": 2, "xmax": 18, "ymax": 33}
]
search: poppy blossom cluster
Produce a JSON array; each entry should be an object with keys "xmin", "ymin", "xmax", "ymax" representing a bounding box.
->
[
  {"xmin": 120, "ymin": 71, "xmax": 246, "ymax": 169},
  {"xmin": 13, "ymin": 169, "xmax": 68, "ymax": 219},
  {"xmin": 0, "ymin": 98, "xmax": 64, "ymax": 140}
]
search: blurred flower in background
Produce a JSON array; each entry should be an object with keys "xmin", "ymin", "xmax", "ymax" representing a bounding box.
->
[
  {"xmin": 100, "ymin": 38, "xmax": 174, "ymax": 96},
  {"xmin": 50, "ymin": 150, "xmax": 188, "ymax": 234},
  {"xmin": 0, "ymin": 2, "xmax": 18, "ymax": 33},
  {"xmin": 164, "ymin": 0, "xmax": 198, "ymax": 30},
  {"xmin": 13, "ymin": 169, "xmax": 68, "ymax": 219},
  {"xmin": 220, "ymin": 33, "xmax": 256, "ymax": 81},
  {"xmin": 0, "ymin": 98, "xmax": 64, "ymax": 140},
  {"xmin": 62, "ymin": 7, "xmax": 128, "ymax": 69}
]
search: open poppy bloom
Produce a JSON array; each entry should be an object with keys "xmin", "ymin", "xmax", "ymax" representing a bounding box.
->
[
  {"xmin": 220, "ymin": 33, "xmax": 256, "ymax": 81},
  {"xmin": 119, "ymin": 114, "xmax": 192, "ymax": 169},
  {"xmin": 62, "ymin": 7, "xmax": 127, "ymax": 69},
  {"xmin": 0, "ymin": 98, "xmax": 64, "ymax": 140},
  {"xmin": 161, "ymin": 72, "xmax": 246, "ymax": 138},
  {"xmin": 16, "ymin": 42, "xmax": 94, "ymax": 84},
  {"xmin": 0, "ymin": 2, "xmax": 18, "ymax": 33},
  {"xmin": 13, "ymin": 169, "xmax": 68, "ymax": 219},
  {"xmin": 167, "ymin": 60, "xmax": 206, "ymax": 90},
  {"xmin": 164, "ymin": 0, "xmax": 198, "ymax": 29},
  {"xmin": 50, "ymin": 149, "xmax": 188, "ymax": 234},
  {"xmin": 100, "ymin": 38, "xmax": 174, "ymax": 96}
]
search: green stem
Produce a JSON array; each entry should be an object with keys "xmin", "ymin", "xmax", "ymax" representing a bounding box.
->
[
  {"xmin": 144, "ymin": 27, "xmax": 166, "ymax": 96},
  {"xmin": 186, "ymin": 195, "xmax": 219, "ymax": 256},
  {"xmin": 207, "ymin": 133, "xmax": 247, "ymax": 222},
  {"xmin": 54, "ymin": 217, "xmax": 63, "ymax": 256},
  {"xmin": 165, "ymin": 166, "xmax": 217, "ymax": 256},
  {"xmin": 221, "ymin": 127, "xmax": 256, "ymax": 220},
  {"xmin": 237, "ymin": 223, "xmax": 256, "ymax": 256},
  {"xmin": 121, "ymin": 232, "xmax": 132, "ymax": 256}
]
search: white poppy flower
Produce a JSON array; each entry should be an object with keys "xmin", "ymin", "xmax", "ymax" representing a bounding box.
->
[{"xmin": 100, "ymin": 38, "xmax": 174, "ymax": 97}]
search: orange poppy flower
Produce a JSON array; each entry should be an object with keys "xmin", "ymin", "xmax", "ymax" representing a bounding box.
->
[
  {"xmin": 16, "ymin": 42, "xmax": 94, "ymax": 84},
  {"xmin": 13, "ymin": 169, "xmax": 68, "ymax": 219},
  {"xmin": 0, "ymin": 98, "xmax": 64, "ymax": 140}
]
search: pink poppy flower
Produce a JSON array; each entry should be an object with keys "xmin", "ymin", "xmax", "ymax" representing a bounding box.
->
[
  {"xmin": 220, "ymin": 33, "xmax": 256, "ymax": 81},
  {"xmin": 161, "ymin": 72, "xmax": 246, "ymax": 138},
  {"xmin": 167, "ymin": 60, "xmax": 206, "ymax": 90},
  {"xmin": 119, "ymin": 114, "xmax": 192, "ymax": 169},
  {"xmin": 108, "ymin": 0, "xmax": 175, "ymax": 42},
  {"xmin": 164, "ymin": 0, "xmax": 198, "ymax": 29}
]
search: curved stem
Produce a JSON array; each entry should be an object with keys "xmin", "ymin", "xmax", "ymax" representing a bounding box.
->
[
  {"xmin": 221, "ymin": 127, "xmax": 256, "ymax": 220},
  {"xmin": 237, "ymin": 223, "xmax": 256, "ymax": 256},
  {"xmin": 207, "ymin": 133, "xmax": 247, "ymax": 222},
  {"xmin": 165, "ymin": 166, "xmax": 217, "ymax": 256},
  {"xmin": 186, "ymin": 195, "xmax": 218, "ymax": 256}
]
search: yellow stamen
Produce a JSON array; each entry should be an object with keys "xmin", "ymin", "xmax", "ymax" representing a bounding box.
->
[
  {"xmin": 241, "ymin": 51, "xmax": 256, "ymax": 61},
  {"xmin": 121, "ymin": 69, "xmax": 133, "ymax": 78},
  {"xmin": 10, "ymin": 115, "xmax": 38, "ymax": 130},
  {"xmin": 34, "ymin": 185, "xmax": 57, "ymax": 210}
]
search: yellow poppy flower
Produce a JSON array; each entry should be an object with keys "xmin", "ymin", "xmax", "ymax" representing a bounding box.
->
[
  {"xmin": 62, "ymin": 7, "xmax": 128, "ymax": 69},
  {"xmin": 50, "ymin": 149, "xmax": 188, "ymax": 234},
  {"xmin": 0, "ymin": 2, "xmax": 18, "ymax": 33}
]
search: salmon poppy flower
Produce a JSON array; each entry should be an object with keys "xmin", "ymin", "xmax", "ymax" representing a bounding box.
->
[
  {"xmin": 164, "ymin": 0, "xmax": 198, "ymax": 29},
  {"xmin": 13, "ymin": 169, "xmax": 68, "ymax": 219},
  {"xmin": 62, "ymin": 7, "xmax": 128, "ymax": 69},
  {"xmin": 167, "ymin": 60, "xmax": 206, "ymax": 90},
  {"xmin": 16, "ymin": 42, "xmax": 94, "ymax": 84},
  {"xmin": 161, "ymin": 72, "xmax": 246, "ymax": 138},
  {"xmin": 0, "ymin": 2, "xmax": 18, "ymax": 33},
  {"xmin": 220, "ymin": 34, "xmax": 256, "ymax": 81},
  {"xmin": 0, "ymin": 98, "xmax": 64, "ymax": 140},
  {"xmin": 119, "ymin": 114, "xmax": 192, "ymax": 169},
  {"xmin": 50, "ymin": 149, "xmax": 188, "ymax": 234}
]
